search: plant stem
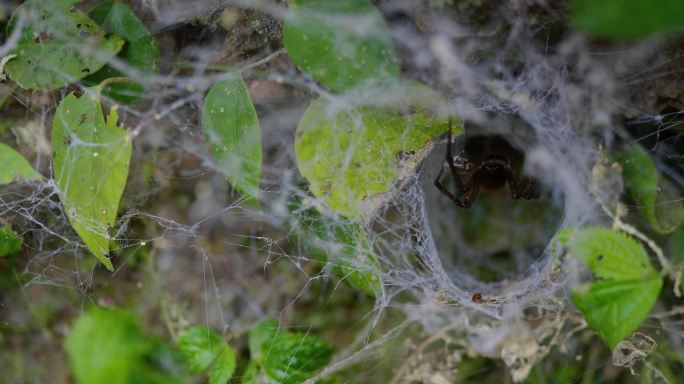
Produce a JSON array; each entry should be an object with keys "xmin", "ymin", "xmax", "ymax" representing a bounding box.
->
[{"xmin": 97, "ymin": 76, "xmax": 138, "ymax": 90}]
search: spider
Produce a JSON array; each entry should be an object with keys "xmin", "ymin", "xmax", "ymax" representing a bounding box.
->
[{"xmin": 433, "ymin": 119, "xmax": 540, "ymax": 208}]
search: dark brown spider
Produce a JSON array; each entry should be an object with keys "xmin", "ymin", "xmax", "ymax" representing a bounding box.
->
[{"xmin": 434, "ymin": 119, "xmax": 540, "ymax": 208}]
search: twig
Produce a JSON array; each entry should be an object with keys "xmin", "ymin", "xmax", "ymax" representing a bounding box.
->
[{"xmin": 241, "ymin": 48, "xmax": 285, "ymax": 71}]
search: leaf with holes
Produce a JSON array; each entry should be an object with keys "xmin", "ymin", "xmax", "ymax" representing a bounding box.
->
[
  {"xmin": 85, "ymin": 1, "xmax": 160, "ymax": 103},
  {"xmin": 202, "ymin": 73, "xmax": 262, "ymax": 208},
  {"xmin": 0, "ymin": 227, "xmax": 22, "ymax": 258},
  {"xmin": 52, "ymin": 90, "xmax": 132, "ymax": 271},
  {"xmin": 558, "ymin": 227, "xmax": 663, "ymax": 349},
  {"xmin": 283, "ymin": 0, "xmax": 398, "ymax": 92},
  {"xmin": 5, "ymin": 0, "xmax": 124, "ymax": 90},
  {"xmin": 0, "ymin": 143, "xmax": 41, "ymax": 184},
  {"xmin": 295, "ymin": 81, "xmax": 456, "ymax": 220},
  {"xmin": 176, "ymin": 326, "xmax": 236, "ymax": 384},
  {"xmin": 617, "ymin": 145, "xmax": 683, "ymax": 234}
]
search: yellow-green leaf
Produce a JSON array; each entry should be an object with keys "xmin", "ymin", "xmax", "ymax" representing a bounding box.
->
[
  {"xmin": 52, "ymin": 90, "xmax": 132, "ymax": 270},
  {"xmin": 0, "ymin": 143, "xmax": 41, "ymax": 184},
  {"xmin": 294, "ymin": 81, "xmax": 456, "ymax": 219}
]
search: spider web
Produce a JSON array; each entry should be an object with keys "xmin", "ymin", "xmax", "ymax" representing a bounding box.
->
[{"xmin": 1, "ymin": 0, "xmax": 683, "ymax": 383}]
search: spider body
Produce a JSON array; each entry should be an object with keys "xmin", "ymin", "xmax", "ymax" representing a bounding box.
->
[
  {"xmin": 477, "ymin": 155, "xmax": 510, "ymax": 191},
  {"xmin": 434, "ymin": 119, "xmax": 540, "ymax": 208}
]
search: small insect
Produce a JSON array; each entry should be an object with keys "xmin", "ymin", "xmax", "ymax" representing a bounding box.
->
[
  {"xmin": 434, "ymin": 118, "xmax": 540, "ymax": 208},
  {"xmin": 471, "ymin": 293, "xmax": 484, "ymax": 304},
  {"xmin": 471, "ymin": 293, "xmax": 503, "ymax": 305}
]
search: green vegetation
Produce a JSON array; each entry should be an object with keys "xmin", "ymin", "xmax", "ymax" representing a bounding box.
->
[{"xmin": 1, "ymin": 0, "xmax": 683, "ymax": 382}]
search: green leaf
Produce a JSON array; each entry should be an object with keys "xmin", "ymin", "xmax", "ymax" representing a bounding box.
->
[
  {"xmin": 248, "ymin": 319, "xmax": 332, "ymax": 383},
  {"xmin": 202, "ymin": 73, "xmax": 262, "ymax": 208},
  {"xmin": 261, "ymin": 331, "xmax": 333, "ymax": 384},
  {"xmin": 248, "ymin": 319, "xmax": 280, "ymax": 361},
  {"xmin": 65, "ymin": 307, "xmax": 181, "ymax": 384},
  {"xmin": 176, "ymin": 326, "xmax": 236, "ymax": 383},
  {"xmin": 562, "ymin": 227, "xmax": 663, "ymax": 349},
  {"xmin": 572, "ymin": 276, "xmax": 662, "ymax": 350},
  {"xmin": 282, "ymin": 0, "xmax": 399, "ymax": 92},
  {"xmin": 85, "ymin": 1, "xmax": 160, "ymax": 103},
  {"xmin": 0, "ymin": 227, "xmax": 22, "ymax": 258},
  {"xmin": 241, "ymin": 360, "xmax": 259, "ymax": 384},
  {"xmin": 572, "ymin": 0, "xmax": 684, "ymax": 39},
  {"xmin": 209, "ymin": 348, "xmax": 237, "ymax": 384},
  {"xmin": 5, "ymin": 0, "xmax": 124, "ymax": 90},
  {"xmin": 177, "ymin": 326, "xmax": 223, "ymax": 373},
  {"xmin": 617, "ymin": 145, "xmax": 683, "ymax": 234},
  {"xmin": 568, "ymin": 227, "xmax": 656, "ymax": 280},
  {"xmin": 0, "ymin": 143, "xmax": 41, "ymax": 184},
  {"xmin": 294, "ymin": 81, "xmax": 455, "ymax": 219},
  {"xmin": 294, "ymin": 202, "xmax": 381, "ymax": 295},
  {"xmin": 52, "ymin": 90, "xmax": 132, "ymax": 271}
]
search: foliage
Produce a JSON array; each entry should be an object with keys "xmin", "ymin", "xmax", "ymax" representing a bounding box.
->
[
  {"xmin": 5, "ymin": 0, "xmax": 123, "ymax": 90},
  {"xmin": 247, "ymin": 319, "xmax": 333, "ymax": 384},
  {"xmin": 295, "ymin": 81, "xmax": 456, "ymax": 219},
  {"xmin": 293, "ymin": 201, "xmax": 382, "ymax": 295},
  {"xmin": 0, "ymin": 227, "xmax": 22, "ymax": 257},
  {"xmin": 2, "ymin": 0, "xmax": 683, "ymax": 383},
  {"xmin": 572, "ymin": 0, "xmax": 684, "ymax": 38},
  {"xmin": 282, "ymin": 0, "xmax": 398, "ymax": 92},
  {"xmin": 176, "ymin": 326, "xmax": 236, "ymax": 384},
  {"xmin": 64, "ymin": 307, "xmax": 185, "ymax": 384},
  {"xmin": 617, "ymin": 144, "xmax": 683, "ymax": 234},
  {"xmin": 84, "ymin": 1, "xmax": 160, "ymax": 103},
  {"xmin": 202, "ymin": 73, "xmax": 262, "ymax": 208},
  {"xmin": 52, "ymin": 89, "xmax": 132, "ymax": 270},
  {"xmin": 0, "ymin": 143, "xmax": 41, "ymax": 184},
  {"xmin": 555, "ymin": 227, "xmax": 663, "ymax": 349}
]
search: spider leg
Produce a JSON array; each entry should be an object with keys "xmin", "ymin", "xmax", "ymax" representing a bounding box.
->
[
  {"xmin": 503, "ymin": 165, "xmax": 540, "ymax": 200},
  {"xmin": 444, "ymin": 117, "xmax": 467, "ymax": 194},
  {"xmin": 434, "ymin": 172, "xmax": 474, "ymax": 209},
  {"xmin": 434, "ymin": 165, "xmax": 480, "ymax": 209},
  {"xmin": 460, "ymin": 170, "xmax": 481, "ymax": 207},
  {"xmin": 520, "ymin": 177, "xmax": 541, "ymax": 199},
  {"xmin": 434, "ymin": 117, "xmax": 477, "ymax": 208}
]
